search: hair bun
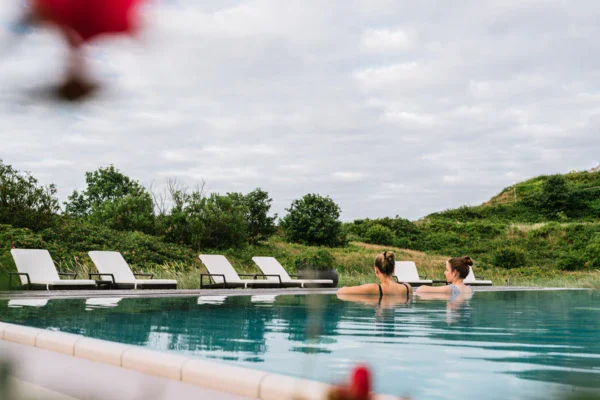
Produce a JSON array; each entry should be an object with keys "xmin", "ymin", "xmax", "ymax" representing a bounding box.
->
[{"xmin": 462, "ymin": 255, "xmax": 473, "ymax": 266}]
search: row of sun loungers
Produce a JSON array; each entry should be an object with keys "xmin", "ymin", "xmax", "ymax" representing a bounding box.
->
[{"xmin": 7, "ymin": 249, "xmax": 492, "ymax": 291}]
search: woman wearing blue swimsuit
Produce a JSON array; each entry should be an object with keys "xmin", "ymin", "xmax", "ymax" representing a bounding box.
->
[
  {"xmin": 337, "ymin": 251, "xmax": 412, "ymax": 301},
  {"xmin": 415, "ymin": 255, "xmax": 475, "ymax": 298}
]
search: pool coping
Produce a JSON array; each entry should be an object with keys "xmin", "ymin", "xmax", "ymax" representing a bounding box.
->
[
  {"xmin": 0, "ymin": 286, "xmax": 589, "ymax": 301},
  {"xmin": 0, "ymin": 321, "xmax": 402, "ymax": 400}
]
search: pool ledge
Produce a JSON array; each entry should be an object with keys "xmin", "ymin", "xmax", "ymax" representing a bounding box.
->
[{"xmin": 0, "ymin": 321, "xmax": 402, "ymax": 400}]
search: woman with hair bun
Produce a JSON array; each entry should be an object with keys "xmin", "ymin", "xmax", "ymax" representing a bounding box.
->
[
  {"xmin": 337, "ymin": 251, "xmax": 412, "ymax": 301},
  {"xmin": 415, "ymin": 256, "xmax": 475, "ymax": 296}
]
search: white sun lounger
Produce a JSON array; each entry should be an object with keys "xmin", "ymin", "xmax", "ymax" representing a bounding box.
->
[
  {"xmin": 198, "ymin": 255, "xmax": 283, "ymax": 289},
  {"xmin": 252, "ymin": 257, "xmax": 333, "ymax": 288},
  {"xmin": 88, "ymin": 251, "xmax": 177, "ymax": 290},
  {"xmin": 10, "ymin": 249, "xmax": 97, "ymax": 291},
  {"xmin": 393, "ymin": 261, "xmax": 433, "ymax": 287},
  {"xmin": 464, "ymin": 266, "xmax": 493, "ymax": 286}
]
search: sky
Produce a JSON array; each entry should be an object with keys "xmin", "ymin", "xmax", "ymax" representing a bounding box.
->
[{"xmin": 1, "ymin": 0, "xmax": 599, "ymax": 221}]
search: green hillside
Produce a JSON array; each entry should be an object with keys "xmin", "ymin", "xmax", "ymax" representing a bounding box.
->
[{"xmin": 425, "ymin": 170, "xmax": 600, "ymax": 223}]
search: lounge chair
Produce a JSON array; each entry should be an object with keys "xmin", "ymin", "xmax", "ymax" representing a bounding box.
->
[
  {"xmin": 88, "ymin": 251, "xmax": 177, "ymax": 289},
  {"xmin": 464, "ymin": 266, "xmax": 493, "ymax": 286},
  {"xmin": 252, "ymin": 256, "xmax": 334, "ymax": 288},
  {"xmin": 393, "ymin": 261, "xmax": 433, "ymax": 287},
  {"xmin": 198, "ymin": 255, "xmax": 283, "ymax": 289},
  {"xmin": 9, "ymin": 249, "xmax": 97, "ymax": 291}
]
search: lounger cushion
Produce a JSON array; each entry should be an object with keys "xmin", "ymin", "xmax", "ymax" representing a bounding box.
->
[
  {"xmin": 134, "ymin": 279, "xmax": 177, "ymax": 286},
  {"xmin": 251, "ymin": 257, "xmax": 292, "ymax": 282},
  {"xmin": 464, "ymin": 266, "xmax": 493, "ymax": 286},
  {"xmin": 199, "ymin": 255, "xmax": 244, "ymax": 284},
  {"xmin": 88, "ymin": 251, "xmax": 138, "ymax": 283},
  {"xmin": 11, "ymin": 249, "xmax": 61, "ymax": 285},
  {"xmin": 46, "ymin": 280, "xmax": 96, "ymax": 286},
  {"xmin": 394, "ymin": 261, "xmax": 425, "ymax": 282}
]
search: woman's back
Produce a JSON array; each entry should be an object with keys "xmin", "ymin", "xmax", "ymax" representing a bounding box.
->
[{"xmin": 379, "ymin": 281, "xmax": 412, "ymax": 299}]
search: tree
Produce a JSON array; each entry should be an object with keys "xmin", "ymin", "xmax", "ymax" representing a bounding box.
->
[
  {"xmin": 0, "ymin": 160, "xmax": 59, "ymax": 230},
  {"xmin": 65, "ymin": 165, "xmax": 154, "ymax": 233},
  {"xmin": 280, "ymin": 194, "xmax": 346, "ymax": 247},
  {"xmin": 194, "ymin": 193, "xmax": 249, "ymax": 249},
  {"xmin": 230, "ymin": 188, "xmax": 277, "ymax": 244}
]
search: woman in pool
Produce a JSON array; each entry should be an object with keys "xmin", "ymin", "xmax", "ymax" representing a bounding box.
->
[
  {"xmin": 337, "ymin": 251, "xmax": 412, "ymax": 300},
  {"xmin": 415, "ymin": 256, "xmax": 474, "ymax": 297}
]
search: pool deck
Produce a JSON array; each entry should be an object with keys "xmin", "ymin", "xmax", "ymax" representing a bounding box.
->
[{"xmin": 0, "ymin": 285, "xmax": 587, "ymax": 300}]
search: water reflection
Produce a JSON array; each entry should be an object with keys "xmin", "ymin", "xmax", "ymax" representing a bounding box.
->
[
  {"xmin": 415, "ymin": 291, "xmax": 472, "ymax": 325},
  {"xmin": 7, "ymin": 299, "xmax": 49, "ymax": 308},
  {"xmin": 0, "ymin": 291, "xmax": 598, "ymax": 398}
]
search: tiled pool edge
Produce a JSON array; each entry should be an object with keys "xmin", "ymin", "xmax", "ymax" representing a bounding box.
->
[{"xmin": 0, "ymin": 321, "xmax": 401, "ymax": 400}]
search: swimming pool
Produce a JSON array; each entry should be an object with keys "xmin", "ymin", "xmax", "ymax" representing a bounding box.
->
[{"xmin": 1, "ymin": 290, "xmax": 598, "ymax": 399}]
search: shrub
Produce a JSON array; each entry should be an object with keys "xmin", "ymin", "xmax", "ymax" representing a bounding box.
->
[
  {"xmin": 280, "ymin": 194, "xmax": 346, "ymax": 247},
  {"xmin": 364, "ymin": 224, "xmax": 396, "ymax": 246},
  {"xmin": 492, "ymin": 248, "xmax": 527, "ymax": 269},
  {"xmin": 295, "ymin": 248, "xmax": 335, "ymax": 270},
  {"xmin": 557, "ymin": 252, "xmax": 587, "ymax": 271}
]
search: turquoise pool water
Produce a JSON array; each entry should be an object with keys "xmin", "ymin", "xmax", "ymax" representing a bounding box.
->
[{"xmin": 0, "ymin": 291, "xmax": 599, "ymax": 399}]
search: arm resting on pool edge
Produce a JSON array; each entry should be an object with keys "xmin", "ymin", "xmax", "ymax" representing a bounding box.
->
[
  {"xmin": 337, "ymin": 283, "xmax": 380, "ymax": 295},
  {"xmin": 415, "ymin": 284, "xmax": 451, "ymax": 294}
]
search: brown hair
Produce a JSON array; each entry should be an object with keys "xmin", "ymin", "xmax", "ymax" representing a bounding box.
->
[
  {"xmin": 375, "ymin": 251, "xmax": 395, "ymax": 276},
  {"xmin": 447, "ymin": 256, "xmax": 473, "ymax": 279}
]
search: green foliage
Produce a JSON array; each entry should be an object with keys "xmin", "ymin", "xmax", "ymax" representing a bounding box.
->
[
  {"xmin": 364, "ymin": 224, "xmax": 396, "ymax": 246},
  {"xmin": 530, "ymin": 174, "xmax": 577, "ymax": 218},
  {"xmin": 344, "ymin": 216, "xmax": 421, "ymax": 247},
  {"xmin": 65, "ymin": 165, "xmax": 155, "ymax": 234},
  {"xmin": 294, "ymin": 248, "xmax": 335, "ymax": 270},
  {"xmin": 231, "ymin": 188, "xmax": 277, "ymax": 244},
  {"xmin": 0, "ymin": 223, "xmax": 195, "ymax": 270},
  {"xmin": 428, "ymin": 170, "xmax": 600, "ymax": 223},
  {"xmin": 0, "ymin": 160, "xmax": 59, "ymax": 230},
  {"xmin": 198, "ymin": 193, "xmax": 249, "ymax": 249},
  {"xmin": 492, "ymin": 248, "xmax": 527, "ymax": 269},
  {"xmin": 280, "ymin": 194, "xmax": 346, "ymax": 247},
  {"xmin": 557, "ymin": 252, "xmax": 587, "ymax": 271}
]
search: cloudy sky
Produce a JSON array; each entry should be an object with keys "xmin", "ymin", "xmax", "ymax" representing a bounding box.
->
[{"xmin": 1, "ymin": 0, "xmax": 599, "ymax": 221}]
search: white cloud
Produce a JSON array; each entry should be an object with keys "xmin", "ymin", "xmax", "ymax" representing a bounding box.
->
[
  {"xmin": 332, "ymin": 171, "xmax": 367, "ymax": 182},
  {"xmin": 361, "ymin": 28, "xmax": 411, "ymax": 53}
]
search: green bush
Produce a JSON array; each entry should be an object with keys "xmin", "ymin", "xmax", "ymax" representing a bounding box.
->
[
  {"xmin": 281, "ymin": 194, "xmax": 346, "ymax": 247},
  {"xmin": 295, "ymin": 248, "xmax": 335, "ymax": 270},
  {"xmin": 364, "ymin": 224, "xmax": 396, "ymax": 245},
  {"xmin": 557, "ymin": 253, "xmax": 587, "ymax": 271},
  {"xmin": 492, "ymin": 248, "xmax": 527, "ymax": 269}
]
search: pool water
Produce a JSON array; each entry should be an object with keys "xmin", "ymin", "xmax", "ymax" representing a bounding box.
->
[{"xmin": 1, "ymin": 290, "xmax": 599, "ymax": 399}]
